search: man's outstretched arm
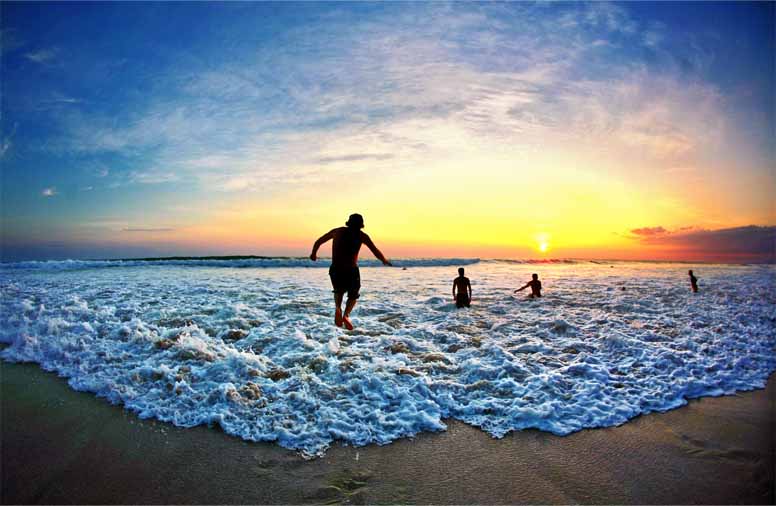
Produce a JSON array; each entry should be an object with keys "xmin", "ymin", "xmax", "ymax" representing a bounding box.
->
[
  {"xmin": 514, "ymin": 282, "xmax": 529, "ymax": 293},
  {"xmin": 362, "ymin": 233, "xmax": 392, "ymax": 266},
  {"xmin": 310, "ymin": 230, "xmax": 335, "ymax": 261}
]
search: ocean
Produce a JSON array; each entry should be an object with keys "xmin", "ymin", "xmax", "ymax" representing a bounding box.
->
[{"xmin": 1, "ymin": 258, "xmax": 774, "ymax": 457}]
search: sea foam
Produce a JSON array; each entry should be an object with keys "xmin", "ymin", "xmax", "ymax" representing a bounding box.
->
[{"xmin": 1, "ymin": 261, "xmax": 774, "ymax": 457}]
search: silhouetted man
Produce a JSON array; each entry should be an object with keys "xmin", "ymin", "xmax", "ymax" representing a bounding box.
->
[
  {"xmin": 310, "ymin": 213, "xmax": 391, "ymax": 330},
  {"xmin": 515, "ymin": 273, "xmax": 542, "ymax": 298},
  {"xmin": 452, "ymin": 267, "xmax": 472, "ymax": 308},
  {"xmin": 688, "ymin": 270, "xmax": 698, "ymax": 293}
]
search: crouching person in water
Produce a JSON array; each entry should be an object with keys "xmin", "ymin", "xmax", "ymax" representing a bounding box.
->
[
  {"xmin": 310, "ymin": 213, "xmax": 392, "ymax": 330},
  {"xmin": 452, "ymin": 267, "xmax": 472, "ymax": 308},
  {"xmin": 515, "ymin": 273, "xmax": 542, "ymax": 298}
]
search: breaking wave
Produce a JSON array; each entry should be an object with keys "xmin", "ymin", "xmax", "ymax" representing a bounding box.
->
[{"xmin": 2, "ymin": 261, "xmax": 775, "ymax": 457}]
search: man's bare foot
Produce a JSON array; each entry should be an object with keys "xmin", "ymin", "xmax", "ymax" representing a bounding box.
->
[
  {"xmin": 335, "ymin": 308, "xmax": 343, "ymax": 327},
  {"xmin": 342, "ymin": 315, "xmax": 354, "ymax": 330}
]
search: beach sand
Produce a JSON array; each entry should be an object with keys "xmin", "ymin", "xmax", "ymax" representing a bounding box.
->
[{"xmin": 2, "ymin": 361, "xmax": 773, "ymax": 505}]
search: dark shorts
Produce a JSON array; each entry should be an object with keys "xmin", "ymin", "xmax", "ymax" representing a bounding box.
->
[
  {"xmin": 329, "ymin": 265, "xmax": 360, "ymax": 299},
  {"xmin": 456, "ymin": 293, "xmax": 470, "ymax": 308}
]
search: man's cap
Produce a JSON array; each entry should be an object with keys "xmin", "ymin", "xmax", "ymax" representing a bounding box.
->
[{"xmin": 346, "ymin": 213, "xmax": 364, "ymax": 228}]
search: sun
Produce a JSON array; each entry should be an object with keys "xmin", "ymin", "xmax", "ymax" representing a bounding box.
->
[{"xmin": 535, "ymin": 233, "xmax": 551, "ymax": 254}]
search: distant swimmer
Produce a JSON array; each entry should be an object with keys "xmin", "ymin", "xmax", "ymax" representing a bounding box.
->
[
  {"xmin": 515, "ymin": 273, "xmax": 542, "ymax": 298},
  {"xmin": 452, "ymin": 267, "xmax": 472, "ymax": 308},
  {"xmin": 688, "ymin": 270, "xmax": 699, "ymax": 293},
  {"xmin": 310, "ymin": 213, "xmax": 392, "ymax": 330}
]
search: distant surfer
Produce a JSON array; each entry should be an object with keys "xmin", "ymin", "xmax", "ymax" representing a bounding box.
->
[
  {"xmin": 452, "ymin": 267, "xmax": 472, "ymax": 308},
  {"xmin": 688, "ymin": 270, "xmax": 699, "ymax": 293},
  {"xmin": 310, "ymin": 213, "xmax": 392, "ymax": 330},
  {"xmin": 515, "ymin": 273, "xmax": 542, "ymax": 298}
]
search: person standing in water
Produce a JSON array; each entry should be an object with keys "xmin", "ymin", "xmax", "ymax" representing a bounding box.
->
[
  {"xmin": 452, "ymin": 267, "xmax": 472, "ymax": 308},
  {"xmin": 310, "ymin": 213, "xmax": 392, "ymax": 330},
  {"xmin": 688, "ymin": 270, "xmax": 699, "ymax": 293},
  {"xmin": 515, "ymin": 273, "xmax": 542, "ymax": 298}
]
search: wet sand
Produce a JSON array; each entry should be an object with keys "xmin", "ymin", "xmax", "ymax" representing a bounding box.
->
[{"xmin": 1, "ymin": 361, "xmax": 773, "ymax": 504}]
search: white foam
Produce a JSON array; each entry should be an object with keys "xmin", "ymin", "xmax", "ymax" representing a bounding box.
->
[{"xmin": 1, "ymin": 262, "xmax": 774, "ymax": 457}]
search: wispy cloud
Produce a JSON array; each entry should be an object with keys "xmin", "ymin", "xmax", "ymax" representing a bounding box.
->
[
  {"xmin": 129, "ymin": 170, "xmax": 179, "ymax": 184},
  {"xmin": 25, "ymin": 47, "xmax": 58, "ymax": 64},
  {"xmin": 22, "ymin": 3, "xmax": 753, "ymax": 205},
  {"xmin": 0, "ymin": 138, "xmax": 11, "ymax": 159},
  {"xmin": 41, "ymin": 187, "xmax": 57, "ymax": 197},
  {"xmin": 39, "ymin": 93, "xmax": 82, "ymax": 107},
  {"xmin": 0, "ymin": 123, "xmax": 18, "ymax": 159},
  {"xmin": 122, "ymin": 227, "xmax": 175, "ymax": 233},
  {"xmin": 315, "ymin": 154, "xmax": 394, "ymax": 164},
  {"xmin": 631, "ymin": 226, "xmax": 668, "ymax": 237}
]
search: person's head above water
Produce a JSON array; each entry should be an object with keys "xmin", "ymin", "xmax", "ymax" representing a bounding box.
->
[
  {"xmin": 532, "ymin": 273, "xmax": 538, "ymax": 280},
  {"xmin": 346, "ymin": 213, "xmax": 364, "ymax": 229},
  {"xmin": 688, "ymin": 270, "xmax": 693, "ymax": 275},
  {"xmin": 458, "ymin": 267, "xmax": 464, "ymax": 276}
]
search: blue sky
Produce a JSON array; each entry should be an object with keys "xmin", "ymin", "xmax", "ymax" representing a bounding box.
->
[{"xmin": 1, "ymin": 2, "xmax": 774, "ymax": 261}]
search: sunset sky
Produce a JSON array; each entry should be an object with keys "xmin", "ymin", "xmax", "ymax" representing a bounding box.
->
[{"xmin": 1, "ymin": 2, "xmax": 774, "ymax": 262}]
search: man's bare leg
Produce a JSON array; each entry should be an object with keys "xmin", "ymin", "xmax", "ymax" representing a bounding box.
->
[
  {"xmin": 342, "ymin": 298, "xmax": 357, "ymax": 330},
  {"xmin": 334, "ymin": 293, "xmax": 344, "ymax": 327}
]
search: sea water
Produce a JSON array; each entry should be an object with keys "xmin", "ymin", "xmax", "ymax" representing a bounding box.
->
[{"xmin": 1, "ymin": 258, "xmax": 774, "ymax": 457}]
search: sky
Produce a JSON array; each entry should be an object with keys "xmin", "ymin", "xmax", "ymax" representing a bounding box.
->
[{"xmin": 1, "ymin": 1, "xmax": 774, "ymax": 262}]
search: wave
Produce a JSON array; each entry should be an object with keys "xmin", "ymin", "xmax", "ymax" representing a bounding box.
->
[
  {"xmin": 490, "ymin": 258, "xmax": 583, "ymax": 264},
  {"xmin": 2, "ymin": 261, "xmax": 774, "ymax": 457},
  {"xmin": 0, "ymin": 256, "xmax": 481, "ymax": 271}
]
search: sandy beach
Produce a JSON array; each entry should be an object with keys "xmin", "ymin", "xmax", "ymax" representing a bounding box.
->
[{"xmin": 2, "ymin": 360, "xmax": 773, "ymax": 504}]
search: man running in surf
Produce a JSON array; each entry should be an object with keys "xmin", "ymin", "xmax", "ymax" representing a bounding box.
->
[{"xmin": 310, "ymin": 213, "xmax": 392, "ymax": 330}]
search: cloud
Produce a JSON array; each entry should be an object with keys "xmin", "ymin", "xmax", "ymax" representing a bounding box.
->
[
  {"xmin": 632, "ymin": 225, "xmax": 776, "ymax": 262},
  {"xmin": 25, "ymin": 48, "xmax": 58, "ymax": 64},
  {"xmin": 0, "ymin": 123, "xmax": 18, "ymax": 159},
  {"xmin": 129, "ymin": 171, "xmax": 179, "ymax": 184},
  {"xmin": 122, "ymin": 228, "xmax": 175, "ymax": 232},
  {"xmin": 35, "ymin": 3, "xmax": 733, "ymax": 195},
  {"xmin": 41, "ymin": 187, "xmax": 57, "ymax": 197},
  {"xmin": 0, "ymin": 138, "xmax": 11, "ymax": 159},
  {"xmin": 315, "ymin": 154, "xmax": 394, "ymax": 164},
  {"xmin": 630, "ymin": 226, "xmax": 667, "ymax": 236},
  {"xmin": 39, "ymin": 93, "xmax": 82, "ymax": 107}
]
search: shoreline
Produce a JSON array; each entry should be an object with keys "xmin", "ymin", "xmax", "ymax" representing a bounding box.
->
[{"xmin": 2, "ymin": 361, "xmax": 773, "ymax": 504}]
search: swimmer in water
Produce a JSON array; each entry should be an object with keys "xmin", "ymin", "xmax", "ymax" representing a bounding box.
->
[
  {"xmin": 515, "ymin": 273, "xmax": 542, "ymax": 298},
  {"xmin": 688, "ymin": 269, "xmax": 699, "ymax": 293},
  {"xmin": 452, "ymin": 267, "xmax": 472, "ymax": 308},
  {"xmin": 310, "ymin": 213, "xmax": 392, "ymax": 330}
]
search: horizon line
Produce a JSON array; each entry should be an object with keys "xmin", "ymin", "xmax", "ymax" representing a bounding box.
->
[{"xmin": 1, "ymin": 254, "xmax": 773, "ymax": 266}]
